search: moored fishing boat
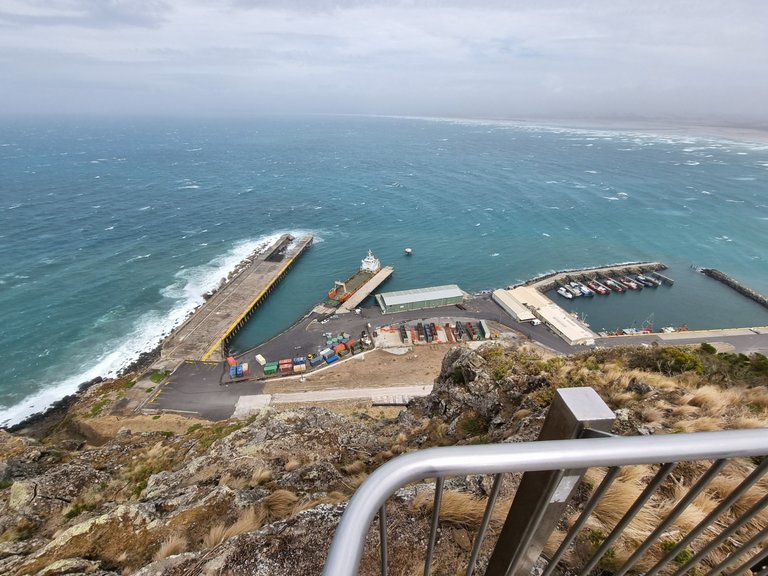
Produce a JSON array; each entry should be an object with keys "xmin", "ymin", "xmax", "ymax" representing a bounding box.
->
[
  {"xmin": 557, "ymin": 286, "xmax": 574, "ymax": 299},
  {"xmin": 586, "ymin": 279, "xmax": 610, "ymax": 295}
]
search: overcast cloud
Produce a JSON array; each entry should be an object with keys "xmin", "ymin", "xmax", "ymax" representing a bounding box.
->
[{"xmin": 1, "ymin": 0, "xmax": 767, "ymax": 122}]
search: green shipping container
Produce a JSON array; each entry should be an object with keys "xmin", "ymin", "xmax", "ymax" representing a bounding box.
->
[{"xmin": 263, "ymin": 362, "xmax": 278, "ymax": 375}]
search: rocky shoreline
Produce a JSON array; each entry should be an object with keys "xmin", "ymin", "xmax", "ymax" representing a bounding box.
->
[{"xmin": 4, "ymin": 346, "xmax": 161, "ymax": 438}]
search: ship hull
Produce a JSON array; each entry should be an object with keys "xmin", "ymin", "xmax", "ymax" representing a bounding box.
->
[{"xmin": 327, "ymin": 270, "xmax": 377, "ymax": 304}]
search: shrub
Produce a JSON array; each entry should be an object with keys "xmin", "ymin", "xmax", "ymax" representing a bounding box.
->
[
  {"xmin": 89, "ymin": 399, "xmax": 109, "ymax": 417},
  {"xmin": 699, "ymin": 342, "xmax": 717, "ymax": 355},
  {"xmin": 150, "ymin": 370, "xmax": 169, "ymax": 383}
]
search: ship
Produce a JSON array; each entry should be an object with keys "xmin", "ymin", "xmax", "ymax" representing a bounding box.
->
[{"xmin": 327, "ymin": 250, "xmax": 382, "ymax": 305}]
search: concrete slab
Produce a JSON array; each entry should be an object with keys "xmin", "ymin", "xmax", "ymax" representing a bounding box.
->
[{"xmin": 233, "ymin": 395, "xmax": 273, "ymax": 418}]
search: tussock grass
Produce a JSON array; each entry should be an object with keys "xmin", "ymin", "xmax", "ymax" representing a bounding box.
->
[
  {"xmin": 346, "ymin": 472, "xmax": 368, "ymax": 489},
  {"xmin": 250, "ymin": 467, "xmax": 272, "ymax": 486},
  {"xmin": 283, "ymin": 458, "xmax": 302, "ymax": 472},
  {"xmin": 292, "ymin": 491, "xmax": 348, "ymax": 515},
  {"xmin": 670, "ymin": 404, "xmax": 699, "ymax": 417},
  {"xmin": 202, "ymin": 507, "xmax": 266, "ymax": 549},
  {"xmin": 219, "ymin": 473, "xmax": 249, "ymax": 490},
  {"xmin": 673, "ymin": 416, "xmax": 725, "ymax": 432},
  {"xmin": 224, "ymin": 507, "xmax": 266, "ymax": 539},
  {"xmin": 203, "ymin": 523, "xmax": 227, "ymax": 548},
  {"xmin": 683, "ymin": 385, "xmax": 740, "ymax": 412},
  {"xmin": 264, "ymin": 489, "xmax": 299, "ymax": 519},
  {"xmin": 639, "ymin": 405, "xmax": 665, "ymax": 424},
  {"xmin": 412, "ymin": 489, "xmax": 511, "ymax": 529},
  {"xmin": 154, "ymin": 534, "xmax": 188, "ymax": 560},
  {"xmin": 341, "ymin": 460, "xmax": 366, "ymax": 475}
]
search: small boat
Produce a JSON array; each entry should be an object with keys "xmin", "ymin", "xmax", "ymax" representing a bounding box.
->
[
  {"xmin": 618, "ymin": 276, "xmax": 642, "ymax": 290},
  {"xmin": 404, "ymin": 248, "xmax": 413, "ymax": 255},
  {"xmin": 586, "ymin": 279, "xmax": 610, "ymax": 295},
  {"xmin": 634, "ymin": 275, "xmax": 655, "ymax": 288},
  {"xmin": 557, "ymin": 286, "xmax": 574, "ymax": 299},
  {"xmin": 602, "ymin": 277, "xmax": 625, "ymax": 293},
  {"xmin": 571, "ymin": 281, "xmax": 594, "ymax": 297},
  {"xmin": 638, "ymin": 273, "xmax": 662, "ymax": 287}
]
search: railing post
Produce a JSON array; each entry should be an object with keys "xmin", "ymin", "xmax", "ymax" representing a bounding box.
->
[{"xmin": 484, "ymin": 387, "xmax": 615, "ymax": 576}]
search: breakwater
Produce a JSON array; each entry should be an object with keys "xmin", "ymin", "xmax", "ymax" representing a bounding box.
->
[
  {"xmin": 700, "ymin": 268, "xmax": 768, "ymax": 311},
  {"xmin": 525, "ymin": 262, "xmax": 667, "ymax": 292}
]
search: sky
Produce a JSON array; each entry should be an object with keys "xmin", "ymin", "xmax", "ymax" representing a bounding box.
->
[{"xmin": 1, "ymin": 0, "xmax": 767, "ymax": 123}]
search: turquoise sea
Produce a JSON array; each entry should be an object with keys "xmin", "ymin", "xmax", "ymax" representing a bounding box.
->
[{"xmin": 1, "ymin": 116, "xmax": 767, "ymax": 426}]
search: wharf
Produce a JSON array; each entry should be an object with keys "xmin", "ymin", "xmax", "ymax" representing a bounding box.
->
[
  {"xmin": 338, "ymin": 266, "xmax": 394, "ymax": 313},
  {"xmin": 157, "ymin": 234, "xmax": 313, "ymax": 369}
]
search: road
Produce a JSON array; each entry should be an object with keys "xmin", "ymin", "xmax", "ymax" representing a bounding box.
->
[{"xmin": 144, "ymin": 294, "xmax": 768, "ymax": 421}]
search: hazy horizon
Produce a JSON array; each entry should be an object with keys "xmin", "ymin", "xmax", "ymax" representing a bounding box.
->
[{"xmin": 1, "ymin": 1, "xmax": 767, "ymax": 124}]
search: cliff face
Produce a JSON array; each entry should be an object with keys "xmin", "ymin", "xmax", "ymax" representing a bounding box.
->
[{"xmin": 1, "ymin": 343, "xmax": 767, "ymax": 575}]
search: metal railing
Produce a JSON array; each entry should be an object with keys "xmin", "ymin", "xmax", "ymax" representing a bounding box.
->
[{"xmin": 324, "ymin": 408, "xmax": 768, "ymax": 575}]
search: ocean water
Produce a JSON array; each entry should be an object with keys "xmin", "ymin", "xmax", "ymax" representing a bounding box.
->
[{"xmin": 1, "ymin": 116, "xmax": 767, "ymax": 425}]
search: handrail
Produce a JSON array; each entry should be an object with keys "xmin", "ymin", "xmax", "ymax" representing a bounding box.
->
[{"xmin": 323, "ymin": 428, "xmax": 768, "ymax": 576}]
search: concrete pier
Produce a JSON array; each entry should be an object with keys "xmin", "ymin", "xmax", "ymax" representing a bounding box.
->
[
  {"xmin": 157, "ymin": 234, "xmax": 313, "ymax": 369},
  {"xmin": 338, "ymin": 266, "xmax": 394, "ymax": 313}
]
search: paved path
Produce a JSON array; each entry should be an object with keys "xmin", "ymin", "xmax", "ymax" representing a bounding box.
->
[
  {"xmin": 597, "ymin": 327, "xmax": 768, "ymax": 354},
  {"xmin": 232, "ymin": 384, "xmax": 433, "ymax": 418}
]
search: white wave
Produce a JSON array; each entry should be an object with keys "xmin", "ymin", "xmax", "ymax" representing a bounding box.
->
[
  {"xmin": 0, "ymin": 230, "xmax": 322, "ymax": 427},
  {"xmin": 701, "ymin": 190, "xmax": 712, "ymax": 195},
  {"xmin": 603, "ymin": 196, "xmax": 620, "ymax": 201},
  {"xmin": 125, "ymin": 253, "xmax": 152, "ymax": 263},
  {"xmin": 542, "ymin": 233, "xmax": 550, "ymax": 237},
  {"xmin": 732, "ymin": 177, "xmax": 756, "ymax": 181},
  {"xmin": 724, "ymin": 199, "xmax": 745, "ymax": 203},
  {"xmin": 490, "ymin": 253, "xmax": 500, "ymax": 257},
  {"xmin": 178, "ymin": 185, "xmax": 200, "ymax": 190},
  {"xmin": 138, "ymin": 206, "xmax": 151, "ymax": 211},
  {"xmin": 685, "ymin": 161, "xmax": 700, "ymax": 166},
  {"xmin": 104, "ymin": 225, "xmax": 115, "ymax": 230},
  {"xmin": 584, "ymin": 170, "xmax": 598, "ymax": 174}
]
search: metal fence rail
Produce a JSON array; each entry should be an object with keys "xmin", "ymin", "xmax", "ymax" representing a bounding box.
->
[{"xmin": 323, "ymin": 428, "xmax": 768, "ymax": 576}]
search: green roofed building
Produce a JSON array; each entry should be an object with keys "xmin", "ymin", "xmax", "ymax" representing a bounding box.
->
[{"xmin": 375, "ymin": 284, "xmax": 465, "ymax": 314}]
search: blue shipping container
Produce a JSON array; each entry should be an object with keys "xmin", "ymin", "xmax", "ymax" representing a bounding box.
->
[
  {"xmin": 229, "ymin": 366, "xmax": 238, "ymax": 378},
  {"xmin": 236, "ymin": 365, "xmax": 244, "ymax": 377},
  {"xmin": 293, "ymin": 356, "xmax": 306, "ymax": 365},
  {"xmin": 309, "ymin": 356, "xmax": 323, "ymax": 367},
  {"xmin": 325, "ymin": 354, "xmax": 339, "ymax": 364}
]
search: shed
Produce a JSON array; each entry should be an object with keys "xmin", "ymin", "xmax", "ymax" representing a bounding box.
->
[{"xmin": 376, "ymin": 284, "xmax": 465, "ymax": 314}]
